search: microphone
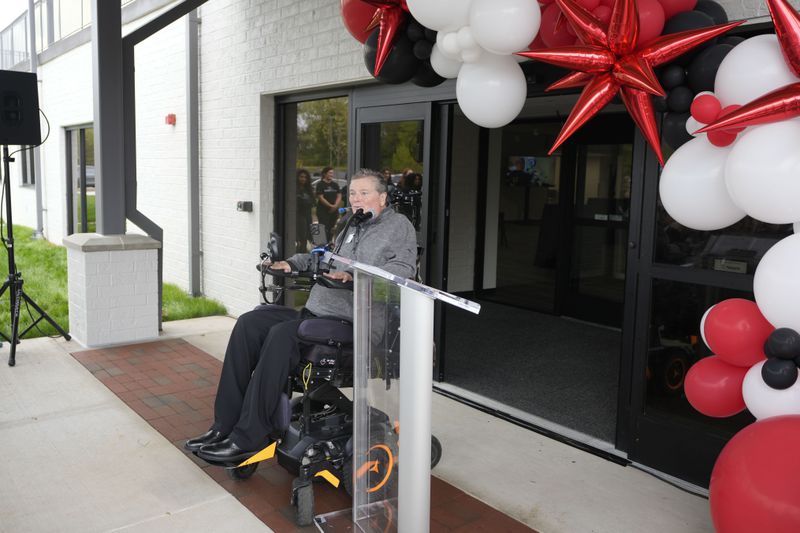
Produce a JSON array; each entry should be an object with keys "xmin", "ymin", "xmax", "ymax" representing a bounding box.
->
[
  {"xmin": 339, "ymin": 207, "xmax": 374, "ymax": 224},
  {"xmin": 352, "ymin": 208, "xmax": 374, "ymax": 224}
]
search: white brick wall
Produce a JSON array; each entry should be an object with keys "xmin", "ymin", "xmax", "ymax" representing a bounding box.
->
[
  {"xmin": 37, "ymin": 44, "xmax": 94, "ymax": 243},
  {"xmin": 196, "ymin": 0, "xmax": 369, "ymax": 316},
  {"xmin": 67, "ymin": 246, "xmax": 159, "ymax": 346},
  {"xmin": 132, "ymin": 16, "xmax": 190, "ymax": 291}
]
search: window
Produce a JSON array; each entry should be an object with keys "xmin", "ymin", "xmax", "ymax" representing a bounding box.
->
[{"xmin": 20, "ymin": 147, "xmax": 35, "ymax": 187}]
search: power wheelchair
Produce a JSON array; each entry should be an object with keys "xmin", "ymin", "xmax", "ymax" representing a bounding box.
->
[{"xmin": 198, "ymin": 232, "xmax": 442, "ymax": 526}]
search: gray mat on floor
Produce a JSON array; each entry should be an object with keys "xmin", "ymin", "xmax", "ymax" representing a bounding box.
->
[{"xmin": 443, "ymin": 300, "xmax": 620, "ymax": 442}]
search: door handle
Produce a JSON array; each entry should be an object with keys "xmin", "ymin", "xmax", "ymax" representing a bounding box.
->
[{"xmin": 628, "ymin": 241, "xmax": 637, "ymax": 249}]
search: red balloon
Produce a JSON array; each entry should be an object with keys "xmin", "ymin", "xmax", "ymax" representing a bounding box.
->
[
  {"xmin": 656, "ymin": 0, "xmax": 697, "ymax": 20},
  {"xmin": 592, "ymin": 5, "xmax": 613, "ymax": 26},
  {"xmin": 341, "ymin": 0, "xmax": 377, "ymax": 44},
  {"xmin": 718, "ymin": 104, "xmax": 745, "ymax": 133},
  {"xmin": 685, "ymin": 356, "xmax": 748, "ymax": 417},
  {"xmin": 599, "ymin": 0, "xmax": 615, "ymax": 6},
  {"xmin": 540, "ymin": 3, "xmax": 577, "ymax": 48},
  {"xmin": 710, "ymin": 416, "xmax": 800, "ymax": 533},
  {"xmin": 698, "ymin": 83, "xmax": 800, "ymax": 135},
  {"xmin": 704, "ymin": 299, "xmax": 774, "ymax": 367},
  {"xmin": 577, "ymin": 0, "xmax": 601, "ymax": 10},
  {"xmin": 528, "ymin": 34, "xmax": 547, "ymax": 50},
  {"xmin": 636, "ymin": 0, "xmax": 666, "ymax": 46},
  {"xmin": 690, "ymin": 93, "xmax": 722, "ymax": 123},
  {"xmin": 707, "ymin": 128, "xmax": 737, "ymax": 147}
]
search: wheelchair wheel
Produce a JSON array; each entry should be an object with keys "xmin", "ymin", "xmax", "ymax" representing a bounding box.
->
[
  {"xmin": 227, "ymin": 463, "xmax": 258, "ymax": 480},
  {"xmin": 431, "ymin": 435, "xmax": 442, "ymax": 469},
  {"xmin": 293, "ymin": 478, "xmax": 315, "ymax": 526}
]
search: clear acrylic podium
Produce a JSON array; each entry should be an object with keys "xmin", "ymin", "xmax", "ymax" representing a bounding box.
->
[{"xmin": 314, "ymin": 253, "xmax": 480, "ymax": 533}]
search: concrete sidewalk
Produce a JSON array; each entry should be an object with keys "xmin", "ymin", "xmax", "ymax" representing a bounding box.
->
[{"xmin": 0, "ymin": 316, "xmax": 713, "ymax": 532}]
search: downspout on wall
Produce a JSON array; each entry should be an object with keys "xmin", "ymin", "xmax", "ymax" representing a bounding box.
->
[
  {"xmin": 28, "ymin": 0, "xmax": 44, "ymax": 239},
  {"xmin": 186, "ymin": 9, "xmax": 201, "ymax": 296}
]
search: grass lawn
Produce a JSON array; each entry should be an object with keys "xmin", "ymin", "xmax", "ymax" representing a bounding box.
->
[{"xmin": 0, "ymin": 224, "xmax": 227, "ymax": 340}]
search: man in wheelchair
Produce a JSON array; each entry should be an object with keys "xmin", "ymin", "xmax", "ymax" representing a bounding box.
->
[{"xmin": 186, "ymin": 169, "xmax": 417, "ymax": 464}]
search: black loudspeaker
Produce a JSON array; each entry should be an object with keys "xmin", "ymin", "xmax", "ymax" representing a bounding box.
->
[{"xmin": 0, "ymin": 70, "xmax": 41, "ymax": 146}]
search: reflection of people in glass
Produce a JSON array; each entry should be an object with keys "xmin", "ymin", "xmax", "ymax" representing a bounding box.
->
[
  {"xmin": 391, "ymin": 171, "xmax": 422, "ymax": 231},
  {"xmin": 295, "ymin": 169, "xmax": 314, "ymax": 253},
  {"xmin": 315, "ymin": 166, "xmax": 342, "ymax": 242},
  {"xmin": 506, "ymin": 157, "xmax": 531, "ymax": 186}
]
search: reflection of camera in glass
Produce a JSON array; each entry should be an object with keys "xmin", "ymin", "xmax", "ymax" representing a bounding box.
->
[
  {"xmin": 389, "ymin": 188, "xmax": 422, "ymax": 205},
  {"xmin": 389, "ymin": 189, "xmax": 422, "ymax": 230}
]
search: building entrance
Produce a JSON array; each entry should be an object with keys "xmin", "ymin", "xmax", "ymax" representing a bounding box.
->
[{"xmin": 441, "ymin": 105, "xmax": 635, "ymax": 445}]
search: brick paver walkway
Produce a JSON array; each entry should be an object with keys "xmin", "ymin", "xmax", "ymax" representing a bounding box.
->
[{"xmin": 72, "ymin": 338, "xmax": 535, "ymax": 532}]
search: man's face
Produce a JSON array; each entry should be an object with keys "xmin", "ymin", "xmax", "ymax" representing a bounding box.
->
[
  {"xmin": 348, "ymin": 176, "xmax": 387, "ymax": 215},
  {"xmin": 323, "ymin": 170, "xmax": 334, "ymax": 182}
]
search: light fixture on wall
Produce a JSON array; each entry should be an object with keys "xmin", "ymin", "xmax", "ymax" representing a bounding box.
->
[{"xmin": 165, "ymin": 113, "xmax": 176, "ymax": 126}]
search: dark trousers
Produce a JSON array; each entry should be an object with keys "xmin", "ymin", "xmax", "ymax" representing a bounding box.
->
[{"xmin": 212, "ymin": 305, "xmax": 303, "ymax": 451}]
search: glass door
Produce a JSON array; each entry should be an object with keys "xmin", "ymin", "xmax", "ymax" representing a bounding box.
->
[
  {"xmin": 65, "ymin": 126, "xmax": 95, "ymax": 234},
  {"xmin": 562, "ymin": 134, "xmax": 634, "ymax": 327},
  {"xmin": 355, "ymin": 103, "xmax": 431, "ymax": 281}
]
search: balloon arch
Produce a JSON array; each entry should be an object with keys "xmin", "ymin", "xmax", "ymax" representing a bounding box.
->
[{"xmin": 341, "ymin": 0, "xmax": 800, "ymax": 530}]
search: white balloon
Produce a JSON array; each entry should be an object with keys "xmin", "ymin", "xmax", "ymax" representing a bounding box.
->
[
  {"xmin": 461, "ymin": 47, "xmax": 483, "ymax": 63},
  {"xmin": 442, "ymin": 32, "xmax": 461, "ymax": 57},
  {"xmin": 406, "ymin": 0, "xmax": 472, "ymax": 32},
  {"xmin": 715, "ymin": 34, "xmax": 800, "ymax": 107},
  {"xmin": 724, "ymin": 119, "xmax": 800, "ymax": 224},
  {"xmin": 457, "ymin": 26, "xmax": 478, "ymax": 51},
  {"xmin": 436, "ymin": 32, "xmax": 462, "ymax": 61},
  {"xmin": 469, "ymin": 0, "xmax": 541, "ymax": 55},
  {"xmin": 754, "ymin": 233, "xmax": 800, "ymax": 332},
  {"xmin": 658, "ymin": 136, "xmax": 745, "ymax": 231},
  {"xmin": 794, "ymin": 222, "xmax": 800, "ymax": 234},
  {"xmin": 742, "ymin": 361, "xmax": 800, "ymax": 420},
  {"xmin": 700, "ymin": 305, "xmax": 715, "ymax": 349},
  {"xmin": 430, "ymin": 44, "xmax": 462, "ymax": 79},
  {"xmin": 456, "ymin": 54, "xmax": 527, "ymax": 128},
  {"xmin": 685, "ymin": 116, "xmax": 703, "ymax": 136}
]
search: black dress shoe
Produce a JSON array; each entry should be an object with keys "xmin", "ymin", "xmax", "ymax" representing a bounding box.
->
[
  {"xmin": 184, "ymin": 429, "xmax": 226, "ymax": 452},
  {"xmin": 197, "ymin": 438, "xmax": 254, "ymax": 463}
]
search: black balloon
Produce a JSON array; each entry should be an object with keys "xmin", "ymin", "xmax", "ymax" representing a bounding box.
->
[
  {"xmin": 719, "ymin": 36, "xmax": 745, "ymax": 47},
  {"xmin": 364, "ymin": 28, "xmax": 420, "ymax": 85},
  {"xmin": 687, "ymin": 44, "xmax": 733, "ymax": 93},
  {"xmin": 762, "ymin": 357, "xmax": 799, "ymax": 390},
  {"xmin": 663, "ymin": 10, "xmax": 716, "ymax": 34},
  {"xmin": 666, "ymin": 86, "xmax": 694, "ymax": 113},
  {"xmin": 663, "ymin": 11, "xmax": 717, "ymax": 65},
  {"xmin": 659, "ymin": 64, "xmax": 687, "ymax": 90},
  {"xmin": 694, "ymin": 0, "xmax": 728, "ymax": 24},
  {"xmin": 406, "ymin": 20, "xmax": 425, "ymax": 42},
  {"xmin": 653, "ymin": 95, "xmax": 669, "ymax": 112},
  {"xmin": 413, "ymin": 39, "xmax": 433, "ymax": 60},
  {"xmin": 662, "ymin": 112, "xmax": 692, "ymax": 149},
  {"xmin": 765, "ymin": 328, "xmax": 800, "ymax": 360},
  {"xmin": 424, "ymin": 28, "xmax": 437, "ymax": 42},
  {"xmin": 412, "ymin": 60, "xmax": 446, "ymax": 88}
]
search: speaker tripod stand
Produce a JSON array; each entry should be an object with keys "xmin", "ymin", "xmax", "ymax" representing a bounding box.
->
[{"xmin": 1, "ymin": 145, "xmax": 70, "ymax": 366}]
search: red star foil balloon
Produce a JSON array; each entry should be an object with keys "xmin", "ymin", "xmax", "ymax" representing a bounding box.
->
[
  {"xmin": 697, "ymin": 0, "xmax": 800, "ymax": 135},
  {"xmin": 362, "ymin": 0, "xmax": 409, "ymax": 76},
  {"xmin": 516, "ymin": 0, "xmax": 742, "ymax": 164}
]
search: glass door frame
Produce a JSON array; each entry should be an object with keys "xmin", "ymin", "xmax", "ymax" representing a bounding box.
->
[
  {"xmin": 626, "ymin": 134, "xmax": 758, "ymax": 487},
  {"xmin": 65, "ymin": 125, "xmax": 91, "ymax": 235},
  {"xmin": 354, "ymin": 102, "xmax": 433, "ymax": 267}
]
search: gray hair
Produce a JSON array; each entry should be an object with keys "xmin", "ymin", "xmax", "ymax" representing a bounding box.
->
[{"xmin": 351, "ymin": 168, "xmax": 387, "ymax": 195}]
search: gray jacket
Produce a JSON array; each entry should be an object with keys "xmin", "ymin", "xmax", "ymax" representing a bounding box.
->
[{"xmin": 287, "ymin": 208, "xmax": 417, "ymax": 320}]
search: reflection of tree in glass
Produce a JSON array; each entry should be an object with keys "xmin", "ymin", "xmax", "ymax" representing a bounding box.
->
[
  {"xmin": 297, "ymin": 98, "xmax": 349, "ymax": 172},
  {"xmin": 380, "ymin": 121, "xmax": 422, "ymax": 173}
]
